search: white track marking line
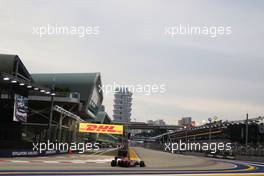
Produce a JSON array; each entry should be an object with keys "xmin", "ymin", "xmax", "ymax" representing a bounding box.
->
[
  {"xmin": 71, "ymin": 160, "xmax": 87, "ymax": 163},
  {"xmin": 42, "ymin": 161, "xmax": 59, "ymax": 164},
  {"xmin": 10, "ymin": 160, "xmax": 30, "ymax": 163}
]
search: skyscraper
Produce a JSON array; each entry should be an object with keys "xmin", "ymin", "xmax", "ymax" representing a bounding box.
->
[
  {"xmin": 113, "ymin": 88, "xmax": 132, "ymax": 123},
  {"xmin": 178, "ymin": 117, "xmax": 195, "ymax": 128}
]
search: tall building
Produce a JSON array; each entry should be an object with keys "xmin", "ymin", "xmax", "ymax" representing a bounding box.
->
[
  {"xmin": 113, "ymin": 88, "xmax": 132, "ymax": 123},
  {"xmin": 154, "ymin": 119, "xmax": 166, "ymax": 126},
  {"xmin": 147, "ymin": 120, "xmax": 154, "ymax": 124},
  {"xmin": 178, "ymin": 117, "xmax": 192, "ymax": 127}
]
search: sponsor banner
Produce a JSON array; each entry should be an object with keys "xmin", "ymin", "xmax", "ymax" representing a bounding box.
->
[
  {"xmin": 0, "ymin": 150, "xmax": 68, "ymax": 157},
  {"xmin": 13, "ymin": 94, "xmax": 28, "ymax": 122},
  {"xmin": 79, "ymin": 123, "xmax": 123, "ymax": 134}
]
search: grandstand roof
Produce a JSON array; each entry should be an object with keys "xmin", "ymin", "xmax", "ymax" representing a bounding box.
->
[
  {"xmin": 31, "ymin": 73, "xmax": 103, "ymax": 102},
  {"xmin": 0, "ymin": 54, "xmax": 32, "ymax": 81}
]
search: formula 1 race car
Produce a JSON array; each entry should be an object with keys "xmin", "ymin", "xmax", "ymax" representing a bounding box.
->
[
  {"xmin": 111, "ymin": 147, "xmax": 145, "ymax": 167},
  {"xmin": 111, "ymin": 156, "xmax": 145, "ymax": 167}
]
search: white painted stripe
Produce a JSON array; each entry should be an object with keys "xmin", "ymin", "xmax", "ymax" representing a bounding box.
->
[
  {"xmin": 10, "ymin": 160, "xmax": 30, "ymax": 163},
  {"xmin": 43, "ymin": 161, "xmax": 59, "ymax": 163},
  {"xmin": 71, "ymin": 160, "xmax": 87, "ymax": 163},
  {"xmin": 63, "ymin": 159, "xmax": 112, "ymax": 164},
  {"xmin": 7, "ymin": 158, "xmax": 113, "ymax": 164}
]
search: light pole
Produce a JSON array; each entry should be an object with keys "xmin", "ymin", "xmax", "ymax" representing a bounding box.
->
[
  {"xmin": 185, "ymin": 126, "xmax": 188, "ymax": 142},
  {"xmin": 245, "ymin": 113, "xmax": 249, "ymax": 155},
  {"xmin": 47, "ymin": 78, "xmax": 55, "ymax": 141},
  {"xmin": 208, "ymin": 118, "xmax": 212, "ymax": 144}
]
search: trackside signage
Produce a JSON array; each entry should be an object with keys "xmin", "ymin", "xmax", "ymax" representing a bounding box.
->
[{"xmin": 79, "ymin": 123, "xmax": 123, "ymax": 134}]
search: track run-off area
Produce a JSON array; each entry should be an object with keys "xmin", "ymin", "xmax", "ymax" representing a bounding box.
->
[{"xmin": 0, "ymin": 147, "xmax": 264, "ymax": 175}]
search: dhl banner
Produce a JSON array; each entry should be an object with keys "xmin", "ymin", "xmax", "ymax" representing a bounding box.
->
[{"xmin": 79, "ymin": 123, "xmax": 123, "ymax": 135}]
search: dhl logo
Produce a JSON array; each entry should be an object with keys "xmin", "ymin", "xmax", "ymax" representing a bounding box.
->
[{"xmin": 79, "ymin": 123, "xmax": 123, "ymax": 134}]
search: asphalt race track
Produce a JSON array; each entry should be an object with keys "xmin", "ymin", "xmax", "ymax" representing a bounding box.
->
[{"xmin": 0, "ymin": 147, "xmax": 264, "ymax": 175}]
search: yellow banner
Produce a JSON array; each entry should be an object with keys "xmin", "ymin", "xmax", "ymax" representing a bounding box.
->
[{"xmin": 79, "ymin": 123, "xmax": 123, "ymax": 134}]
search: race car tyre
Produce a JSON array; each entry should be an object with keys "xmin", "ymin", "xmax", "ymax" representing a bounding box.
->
[
  {"xmin": 111, "ymin": 160, "xmax": 117, "ymax": 167},
  {"xmin": 139, "ymin": 161, "xmax": 145, "ymax": 167}
]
